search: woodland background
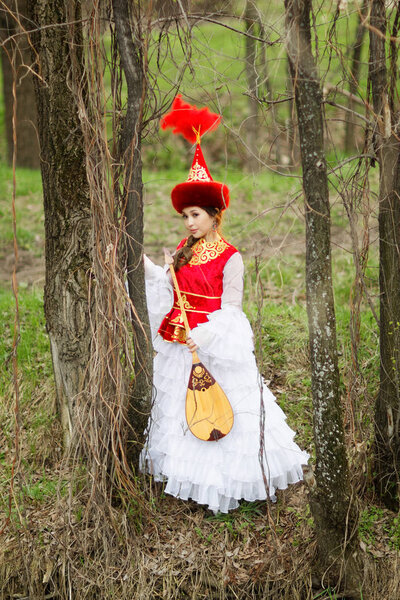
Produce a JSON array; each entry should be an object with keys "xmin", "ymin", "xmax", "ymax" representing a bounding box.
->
[{"xmin": 1, "ymin": 0, "xmax": 400, "ymax": 598}]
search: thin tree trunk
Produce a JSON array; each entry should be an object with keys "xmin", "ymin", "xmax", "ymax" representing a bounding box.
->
[
  {"xmin": 285, "ymin": 0, "xmax": 360, "ymax": 591},
  {"xmin": 369, "ymin": 0, "xmax": 400, "ymax": 511},
  {"xmin": 155, "ymin": 0, "xmax": 188, "ymax": 17},
  {"xmin": 112, "ymin": 0, "xmax": 153, "ymax": 467},
  {"xmin": 258, "ymin": 19, "xmax": 281, "ymax": 164},
  {"xmin": 344, "ymin": 0, "xmax": 367, "ymax": 153},
  {"xmin": 244, "ymin": 0, "xmax": 259, "ymax": 172},
  {"xmin": 1, "ymin": 0, "xmax": 39, "ymax": 168},
  {"xmin": 286, "ymin": 56, "xmax": 299, "ymax": 167},
  {"xmin": 26, "ymin": 0, "xmax": 92, "ymax": 449}
]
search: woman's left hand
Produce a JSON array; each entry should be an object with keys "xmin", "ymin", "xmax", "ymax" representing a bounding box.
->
[
  {"xmin": 163, "ymin": 247, "xmax": 174, "ymax": 265},
  {"xmin": 186, "ymin": 337, "xmax": 198, "ymax": 353}
]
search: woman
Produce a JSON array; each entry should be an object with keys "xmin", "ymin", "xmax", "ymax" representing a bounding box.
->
[{"xmin": 140, "ymin": 96, "xmax": 309, "ymax": 513}]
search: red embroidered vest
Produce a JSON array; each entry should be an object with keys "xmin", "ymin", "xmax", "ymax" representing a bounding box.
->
[{"xmin": 158, "ymin": 236, "xmax": 238, "ymax": 344}]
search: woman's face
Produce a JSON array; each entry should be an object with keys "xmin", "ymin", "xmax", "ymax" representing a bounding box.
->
[{"xmin": 182, "ymin": 206, "xmax": 215, "ymax": 239}]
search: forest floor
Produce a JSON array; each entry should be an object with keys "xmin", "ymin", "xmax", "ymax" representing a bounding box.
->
[{"xmin": 1, "ymin": 163, "xmax": 400, "ymax": 599}]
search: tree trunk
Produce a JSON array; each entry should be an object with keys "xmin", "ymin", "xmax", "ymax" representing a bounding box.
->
[
  {"xmin": 369, "ymin": 0, "xmax": 400, "ymax": 511},
  {"xmin": 155, "ymin": 0, "xmax": 188, "ymax": 17},
  {"xmin": 0, "ymin": 0, "xmax": 40, "ymax": 168},
  {"xmin": 344, "ymin": 0, "xmax": 367, "ymax": 153},
  {"xmin": 244, "ymin": 0, "xmax": 260, "ymax": 172},
  {"xmin": 286, "ymin": 56, "xmax": 300, "ymax": 167},
  {"xmin": 112, "ymin": 0, "xmax": 153, "ymax": 467},
  {"xmin": 285, "ymin": 0, "xmax": 360, "ymax": 591},
  {"xmin": 26, "ymin": 0, "xmax": 92, "ymax": 449},
  {"xmin": 258, "ymin": 17, "xmax": 281, "ymax": 165}
]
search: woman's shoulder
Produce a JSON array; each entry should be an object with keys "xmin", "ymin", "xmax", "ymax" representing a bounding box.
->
[
  {"xmin": 220, "ymin": 237, "xmax": 239, "ymax": 256},
  {"xmin": 224, "ymin": 248, "xmax": 244, "ymax": 270}
]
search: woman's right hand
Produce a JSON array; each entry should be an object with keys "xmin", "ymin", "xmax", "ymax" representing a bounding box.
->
[{"xmin": 186, "ymin": 337, "xmax": 198, "ymax": 353}]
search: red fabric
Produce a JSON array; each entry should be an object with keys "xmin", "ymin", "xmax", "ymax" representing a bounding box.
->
[
  {"xmin": 160, "ymin": 96, "xmax": 230, "ymax": 212},
  {"xmin": 171, "ymin": 144, "xmax": 230, "ymax": 212},
  {"xmin": 160, "ymin": 95, "xmax": 221, "ymax": 143},
  {"xmin": 171, "ymin": 181, "xmax": 230, "ymax": 213},
  {"xmin": 187, "ymin": 144, "xmax": 213, "ymax": 181},
  {"xmin": 158, "ymin": 237, "xmax": 237, "ymax": 344}
]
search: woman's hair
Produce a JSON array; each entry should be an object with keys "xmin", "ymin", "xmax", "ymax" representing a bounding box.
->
[{"xmin": 173, "ymin": 206, "xmax": 222, "ymax": 271}]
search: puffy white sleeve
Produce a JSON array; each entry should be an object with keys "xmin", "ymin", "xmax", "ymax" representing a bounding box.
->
[
  {"xmin": 144, "ymin": 255, "xmax": 173, "ymax": 340},
  {"xmin": 189, "ymin": 253, "xmax": 254, "ymax": 361},
  {"xmin": 221, "ymin": 252, "xmax": 244, "ymax": 308}
]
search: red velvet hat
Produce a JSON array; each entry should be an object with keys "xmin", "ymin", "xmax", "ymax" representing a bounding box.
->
[{"xmin": 161, "ymin": 95, "xmax": 230, "ymax": 213}]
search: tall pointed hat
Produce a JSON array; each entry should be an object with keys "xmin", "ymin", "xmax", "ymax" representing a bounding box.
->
[{"xmin": 161, "ymin": 95, "xmax": 230, "ymax": 213}]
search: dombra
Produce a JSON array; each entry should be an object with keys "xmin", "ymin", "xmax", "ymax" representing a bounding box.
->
[{"xmin": 186, "ymin": 360, "xmax": 234, "ymax": 441}]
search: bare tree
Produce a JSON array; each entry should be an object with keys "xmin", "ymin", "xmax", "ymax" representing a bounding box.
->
[
  {"xmin": 0, "ymin": 0, "xmax": 39, "ymax": 168},
  {"xmin": 285, "ymin": 0, "xmax": 360, "ymax": 591},
  {"xmin": 244, "ymin": 0, "xmax": 260, "ymax": 171},
  {"xmin": 344, "ymin": 0, "xmax": 367, "ymax": 153},
  {"xmin": 155, "ymin": 0, "xmax": 188, "ymax": 17},
  {"xmin": 286, "ymin": 55, "xmax": 299, "ymax": 166},
  {"xmin": 26, "ymin": 0, "xmax": 93, "ymax": 448},
  {"xmin": 111, "ymin": 0, "xmax": 154, "ymax": 466},
  {"xmin": 369, "ymin": 0, "xmax": 400, "ymax": 510}
]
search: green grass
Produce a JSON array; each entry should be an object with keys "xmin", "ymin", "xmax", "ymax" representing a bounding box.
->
[
  {"xmin": 0, "ymin": 286, "xmax": 59, "ymax": 526},
  {"xmin": 0, "ymin": 163, "xmax": 44, "ymax": 256},
  {"xmin": 0, "ymin": 287, "xmax": 51, "ymax": 392},
  {"xmin": 359, "ymin": 506, "xmax": 385, "ymax": 546},
  {"xmin": 0, "ymin": 469, "xmax": 66, "ymax": 528},
  {"xmin": 0, "ymin": 286, "xmax": 57, "ymax": 477},
  {"xmin": 200, "ymin": 500, "xmax": 266, "ymax": 541},
  {"xmin": 359, "ymin": 505, "xmax": 400, "ymax": 553},
  {"xmin": 22, "ymin": 473, "xmax": 61, "ymax": 502}
]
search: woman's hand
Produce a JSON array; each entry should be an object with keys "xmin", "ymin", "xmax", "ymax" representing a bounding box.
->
[
  {"xmin": 186, "ymin": 337, "xmax": 198, "ymax": 353},
  {"xmin": 163, "ymin": 247, "xmax": 174, "ymax": 265}
]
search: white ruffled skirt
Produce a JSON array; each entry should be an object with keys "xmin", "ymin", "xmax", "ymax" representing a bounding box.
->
[
  {"xmin": 141, "ymin": 257, "xmax": 309, "ymax": 513},
  {"xmin": 140, "ymin": 328, "xmax": 309, "ymax": 514}
]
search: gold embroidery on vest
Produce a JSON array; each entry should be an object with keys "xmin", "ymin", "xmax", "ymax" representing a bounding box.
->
[
  {"xmin": 179, "ymin": 290, "xmax": 221, "ymax": 300},
  {"xmin": 171, "ymin": 325, "xmax": 186, "ymax": 343},
  {"xmin": 170, "ymin": 311, "xmax": 184, "ymax": 325},
  {"xmin": 179, "ymin": 293, "xmax": 195, "ymax": 310},
  {"xmin": 172, "ymin": 306, "xmax": 211, "ymax": 315},
  {"xmin": 189, "ymin": 237, "xmax": 229, "ymax": 266},
  {"xmin": 158, "ymin": 326, "xmax": 186, "ymax": 344}
]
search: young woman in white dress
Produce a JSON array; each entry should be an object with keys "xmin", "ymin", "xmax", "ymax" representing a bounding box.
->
[{"xmin": 140, "ymin": 96, "xmax": 309, "ymax": 513}]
